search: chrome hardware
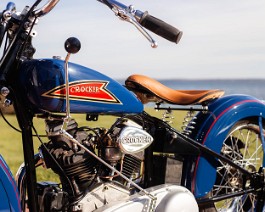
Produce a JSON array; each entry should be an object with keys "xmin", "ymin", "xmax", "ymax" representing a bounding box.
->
[
  {"xmin": 1, "ymin": 2, "xmax": 16, "ymax": 22},
  {"xmin": 162, "ymin": 109, "xmax": 174, "ymax": 124},
  {"xmin": 182, "ymin": 110, "xmax": 197, "ymax": 135},
  {"xmin": 119, "ymin": 6, "xmax": 157, "ymax": 48},
  {"xmin": 2, "ymin": 11, "xmax": 12, "ymax": 22},
  {"xmin": 29, "ymin": 29, "xmax": 37, "ymax": 37},
  {"xmin": 15, "ymin": 153, "xmax": 43, "ymax": 211},
  {"xmin": 0, "ymin": 87, "xmax": 12, "ymax": 107},
  {"xmin": 52, "ymin": 55, "xmax": 63, "ymax": 60},
  {"xmin": 117, "ymin": 126, "xmax": 153, "ymax": 154},
  {"xmin": 34, "ymin": 0, "xmax": 61, "ymax": 17},
  {"xmin": 0, "ymin": 87, "xmax": 10, "ymax": 97},
  {"xmin": 63, "ymin": 52, "xmax": 71, "ymax": 128},
  {"xmin": 24, "ymin": 17, "xmax": 38, "ymax": 36},
  {"xmin": 61, "ymin": 37, "xmax": 81, "ymax": 131},
  {"xmin": 3, "ymin": 98, "xmax": 12, "ymax": 107}
]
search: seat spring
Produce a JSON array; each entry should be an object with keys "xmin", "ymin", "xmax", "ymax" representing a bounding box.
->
[
  {"xmin": 162, "ymin": 109, "xmax": 174, "ymax": 124},
  {"xmin": 181, "ymin": 110, "xmax": 197, "ymax": 135}
]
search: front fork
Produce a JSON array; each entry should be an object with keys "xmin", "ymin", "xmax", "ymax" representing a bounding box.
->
[{"xmin": 13, "ymin": 95, "xmax": 38, "ymax": 212}]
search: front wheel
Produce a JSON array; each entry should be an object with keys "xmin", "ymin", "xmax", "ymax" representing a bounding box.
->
[{"xmin": 199, "ymin": 120, "xmax": 264, "ymax": 212}]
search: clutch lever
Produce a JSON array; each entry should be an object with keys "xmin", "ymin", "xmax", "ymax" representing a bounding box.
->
[{"xmin": 98, "ymin": 0, "xmax": 158, "ymax": 48}]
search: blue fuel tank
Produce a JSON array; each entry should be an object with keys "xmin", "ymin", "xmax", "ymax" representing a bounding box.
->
[{"xmin": 19, "ymin": 59, "xmax": 143, "ymax": 114}]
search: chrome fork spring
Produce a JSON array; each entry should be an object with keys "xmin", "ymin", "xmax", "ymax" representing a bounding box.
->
[{"xmin": 181, "ymin": 110, "xmax": 197, "ymax": 135}]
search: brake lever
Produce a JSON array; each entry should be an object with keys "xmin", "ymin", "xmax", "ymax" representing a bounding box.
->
[
  {"xmin": 114, "ymin": 5, "xmax": 158, "ymax": 48},
  {"xmin": 99, "ymin": 0, "xmax": 158, "ymax": 48}
]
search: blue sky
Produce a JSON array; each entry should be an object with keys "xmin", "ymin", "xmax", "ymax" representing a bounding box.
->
[{"xmin": 1, "ymin": 0, "xmax": 265, "ymax": 79}]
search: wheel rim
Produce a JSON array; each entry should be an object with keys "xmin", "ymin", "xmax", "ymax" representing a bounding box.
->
[{"xmin": 212, "ymin": 122, "xmax": 264, "ymax": 212}]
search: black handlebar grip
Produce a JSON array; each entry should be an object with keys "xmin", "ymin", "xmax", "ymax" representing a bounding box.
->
[{"xmin": 139, "ymin": 11, "xmax": 182, "ymax": 44}]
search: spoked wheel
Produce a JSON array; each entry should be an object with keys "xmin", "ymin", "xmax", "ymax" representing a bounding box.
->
[{"xmin": 201, "ymin": 121, "xmax": 264, "ymax": 212}]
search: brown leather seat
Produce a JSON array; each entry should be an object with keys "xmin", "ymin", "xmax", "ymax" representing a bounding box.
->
[{"xmin": 125, "ymin": 74, "xmax": 225, "ymax": 105}]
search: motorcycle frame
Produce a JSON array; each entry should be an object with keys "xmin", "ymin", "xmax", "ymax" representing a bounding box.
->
[
  {"xmin": 13, "ymin": 94, "xmax": 38, "ymax": 211},
  {"xmin": 154, "ymin": 96, "xmax": 265, "ymax": 209},
  {"xmin": 2, "ymin": 94, "xmax": 265, "ymax": 211},
  {"xmin": 0, "ymin": 2, "xmax": 264, "ymax": 212}
]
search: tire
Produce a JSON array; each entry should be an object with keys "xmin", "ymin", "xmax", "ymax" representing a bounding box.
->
[{"xmin": 199, "ymin": 120, "xmax": 264, "ymax": 212}]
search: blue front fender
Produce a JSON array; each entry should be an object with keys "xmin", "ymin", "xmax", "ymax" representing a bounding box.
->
[
  {"xmin": 191, "ymin": 94, "xmax": 265, "ymax": 198},
  {"xmin": 0, "ymin": 154, "xmax": 21, "ymax": 211}
]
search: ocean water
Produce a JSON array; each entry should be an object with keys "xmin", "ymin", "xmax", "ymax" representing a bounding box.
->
[
  {"xmin": 158, "ymin": 79, "xmax": 265, "ymax": 100},
  {"xmin": 119, "ymin": 79, "xmax": 265, "ymax": 101}
]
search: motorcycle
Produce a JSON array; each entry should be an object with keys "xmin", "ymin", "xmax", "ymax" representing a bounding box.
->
[{"xmin": 0, "ymin": 0, "xmax": 264, "ymax": 211}]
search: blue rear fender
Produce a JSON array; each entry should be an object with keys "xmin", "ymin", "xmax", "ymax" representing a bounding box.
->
[{"xmin": 191, "ymin": 94, "xmax": 265, "ymax": 198}]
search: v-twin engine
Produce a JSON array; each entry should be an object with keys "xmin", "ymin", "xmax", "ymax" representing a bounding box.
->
[{"xmin": 37, "ymin": 117, "xmax": 153, "ymax": 211}]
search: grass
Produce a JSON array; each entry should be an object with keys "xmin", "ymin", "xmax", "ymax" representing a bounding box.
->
[{"xmin": 0, "ymin": 107, "xmax": 187, "ymax": 182}]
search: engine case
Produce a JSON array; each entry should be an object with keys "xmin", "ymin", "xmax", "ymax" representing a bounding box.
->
[{"xmin": 73, "ymin": 182, "xmax": 130, "ymax": 211}]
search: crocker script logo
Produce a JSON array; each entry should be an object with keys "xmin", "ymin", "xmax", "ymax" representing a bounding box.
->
[
  {"xmin": 121, "ymin": 136, "xmax": 153, "ymax": 144},
  {"xmin": 42, "ymin": 80, "xmax": 121, "ymax": 104}
]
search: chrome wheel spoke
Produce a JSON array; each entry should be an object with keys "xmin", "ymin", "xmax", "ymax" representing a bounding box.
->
[{"xmin": 210, "ymin": 122, "xmax": 264, "ymax": 212}]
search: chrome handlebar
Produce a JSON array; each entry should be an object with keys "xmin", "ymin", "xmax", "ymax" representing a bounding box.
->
[
  {"xmin": 1, "ymin": 0, "xmax": 181, "ymax": 48},
  {"xmin": 98, "ymin": 0, "xmax": 182, "ymax": 47},
  {"xmin": 34, "ymin": 0, "xmax": 60, "ymax": 17}
]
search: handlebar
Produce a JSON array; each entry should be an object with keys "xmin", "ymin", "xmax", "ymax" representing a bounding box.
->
[
  {"xmin": 1, "ymin": 0, "xmax": 61, "ymax": 48},
  {"xmin": 1, "ymin": 0, "xmax": 182, "ymax": 52},
  {"xmin": 139, "ymin": 12, "xmax": 182, "ymax": 44},
  {"xmin": 34, "ymin": 0, "xmax": 60, "ymax": 17},
  {"xmin": 98, "ymin": 0, "xmax": 182, "ymax": 47}
]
